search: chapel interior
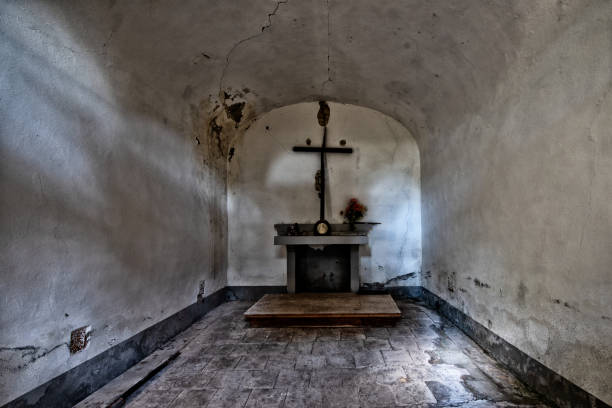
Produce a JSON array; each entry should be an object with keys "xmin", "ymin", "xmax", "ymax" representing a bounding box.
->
[{"xmin": 1, "ymin": 1, "xmax": 611, "ymax": 408}]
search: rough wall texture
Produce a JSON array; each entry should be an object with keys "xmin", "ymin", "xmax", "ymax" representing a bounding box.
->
[
  {"xmin": 420, "ymin": 3, "xmax": 612, "ymax": 404},
  {"xmin": 1, "ymin": 0, "xmax": 611, "ymax": 405},
  {"xmin": 0, "ymin": 3, "xmax": 229, "ymax": 405},
  {"xmin": 227, "ymin": 103, "xmax": 421, "ymax": 287}
]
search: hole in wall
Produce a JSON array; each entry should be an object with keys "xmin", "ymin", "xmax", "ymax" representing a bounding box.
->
[{"xmin": 69, "ymin": 326, "xmax": 91, "ymax": 354}]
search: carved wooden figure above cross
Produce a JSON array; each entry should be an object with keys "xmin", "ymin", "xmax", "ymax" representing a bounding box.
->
[{"xmin": 292, "ymin": 101, "xmax": 353, "ymax": 235}]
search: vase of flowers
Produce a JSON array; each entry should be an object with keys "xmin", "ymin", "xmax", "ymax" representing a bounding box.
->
[{"xmin": 343, "ymin": 198, "xmax": 368, "ymax": 231}]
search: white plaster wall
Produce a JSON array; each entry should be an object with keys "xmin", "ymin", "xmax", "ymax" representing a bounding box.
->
[
  {"xmin": 228, "ymin": 103, "xmax": 421, "ymax": 288},
  {"xmin": 420, "ymin": 3, "xmax": 612, "ymax": 403},
  {"xmin": 0, "ymin": 3, "xmax": 227, "ymax": 404}
]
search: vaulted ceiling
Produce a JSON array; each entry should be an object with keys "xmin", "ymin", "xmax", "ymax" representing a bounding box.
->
[{"xmin": 17, "ymin": 0, "xmax": 593, "ymax": 142}]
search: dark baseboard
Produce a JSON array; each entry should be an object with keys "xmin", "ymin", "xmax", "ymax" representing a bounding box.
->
[
  {"xmin": 386, "ymin": 286, "xmax": 423, "ymax": 299},
  {"xmin": 226, "ymin": 285, "xmax": 424, "ymax": 301},
  {"xmin": 2, "ymin": 287, "xmax": 226, "ymax": 408},
  {"xmin": 421, "ymin": 288, "xmax": 610, "ymax": 408},
  {"xmin": 357, "ymin": 285, "xmax": 423, "ymax": 300},
  {"xmin": 225, "ymin": 285, "xmax": 287, "ymax": 301},
  {"xmin": 4, "ymin": 285, "xmax": 608, "ymax": 408}
]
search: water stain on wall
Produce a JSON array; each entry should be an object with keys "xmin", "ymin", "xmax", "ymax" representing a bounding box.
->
[
  {"xmin": 551, "ymin": 298, "xmax": 579, "ymax": 312},
  {"xmin": 385, "ymin": 272, "xmax": 417, "ymax": 285},
  {"xmin": 225, "ymin": 102, "xmax": 246, "ymax": 126},
  {"xmin": 447, "ymin": 271, "xmax": 456, "ymax": 293},
  {"xmin": 473, "ymin": 278, "xmax": 491, "ymax": 289},
  {"xmin": 517, "ymin": 282, "xmax": 527, "ymax": 307},
  {"xmin": 0, "ymin": 344, "xmax": 67, "ymax": 371}
]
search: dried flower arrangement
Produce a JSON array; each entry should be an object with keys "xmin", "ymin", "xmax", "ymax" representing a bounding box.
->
[{"xmin": 342, "ymin": 198, "xmax": 368, "ymax": 229}]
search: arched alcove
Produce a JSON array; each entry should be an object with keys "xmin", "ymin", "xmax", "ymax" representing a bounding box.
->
[{"xmin": 227, "ymin": 102, "xmax": 421, "ymax": 288}]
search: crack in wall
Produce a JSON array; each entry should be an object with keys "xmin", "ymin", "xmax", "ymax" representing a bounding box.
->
[
  {"xmin": 361, "ymin": 273, "xmax": 418, "ymax": 291},
  {"xmin": 383, "ymin": 117, "xmax": 402, "ymax": 168},
  {"xmin": 262, "ymin": 0, "xmax": 289, "ymax": 32},
  {"xmin": 385, "ymin": 272, "xmax": 417, "ymax": 285},
  {"xmin": 0, "ymin": 343, "xmax": 67, "ymax": 371},
  {"xmin": 578, "ymin": 79, "xmax": 611, "ymax": 252},
  {"xmin": 397, "ymin": 223, "xmax": 411, "ymax": 269},
  {"xmin": 326, "ymin": 0, "xmax": 331, "ymax": 82},
  {"xmin": 320, "ymin": 0, "xmax": 332, "ymax": 92},
  {"xmin": 101, "ymin": 14, "xmax": 123, "ymax": 58},
  {"xmin": 218, "ymin": 0, "xmax": 289, "ymax": 96}
]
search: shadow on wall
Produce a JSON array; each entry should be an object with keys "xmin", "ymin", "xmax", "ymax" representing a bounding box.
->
[{"xmin": 0, "ymin": 3, "xmax": 228, "ymax": 405}]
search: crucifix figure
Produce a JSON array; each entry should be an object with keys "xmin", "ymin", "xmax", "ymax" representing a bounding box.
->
[{"xmin": 292, "ymin": 101, "xmax": 353, "ymax": 235}]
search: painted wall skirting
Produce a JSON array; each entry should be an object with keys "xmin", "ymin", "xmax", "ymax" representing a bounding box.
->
[{"xmin": 419, "ymin": 288, "xmax": 610, "ymax": 408}]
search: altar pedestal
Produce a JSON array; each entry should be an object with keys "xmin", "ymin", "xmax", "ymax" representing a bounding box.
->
[
  {"xmin": 274, "ymin": 223, "xmax": 376, "ymax": 294},
  {"xmin": 244, "ymin": 293, "xmax": 401, "ymax": 327}
]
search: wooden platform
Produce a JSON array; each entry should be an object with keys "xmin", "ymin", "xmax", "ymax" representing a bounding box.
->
[{"xmin": 244, "ymin": 293, "xmax": 401, "ymax": 327}]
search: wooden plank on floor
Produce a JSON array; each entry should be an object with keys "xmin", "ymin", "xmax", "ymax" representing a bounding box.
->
[
  {"xmin": 74, "ymin": 348, "xmax": 179, "ymax": 408},
  {"xmin": 244, "ymin": 293, "xmax": 401, "ymax": 327}
]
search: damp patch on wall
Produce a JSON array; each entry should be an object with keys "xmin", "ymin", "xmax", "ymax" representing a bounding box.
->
[{"xmin": 197, "ymin": 280, "xmax": 206, "ymax": 302}]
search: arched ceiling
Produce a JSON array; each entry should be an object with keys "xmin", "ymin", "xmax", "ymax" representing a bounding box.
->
[{"xmin": 24, "ymin": 0, "xmax": 594, "ymax": 141}]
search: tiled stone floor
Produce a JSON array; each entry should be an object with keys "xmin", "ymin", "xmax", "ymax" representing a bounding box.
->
[{"xmin": 124, "ymin": 300, "xmax": 549, "ymax": 407}]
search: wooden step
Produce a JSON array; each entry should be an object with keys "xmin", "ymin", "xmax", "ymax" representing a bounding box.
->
[{"xmin": 244, "ymin": 293, "xmax": 401, "ymax": 327}]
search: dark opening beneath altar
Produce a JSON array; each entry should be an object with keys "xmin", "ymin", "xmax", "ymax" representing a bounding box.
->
[{"xmin": 295, "ymin": 245, "xmax": 350, "ymax": 292}]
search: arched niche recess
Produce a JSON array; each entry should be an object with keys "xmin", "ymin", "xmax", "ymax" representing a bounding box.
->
[{"xmin": 227, "ymin": 102, "xmax": 422, "ymax": 289}]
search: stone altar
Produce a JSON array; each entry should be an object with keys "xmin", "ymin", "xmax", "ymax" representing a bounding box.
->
[{"xmin": 274, "ymin": 223, "xmax": 377, "ymax": 293}]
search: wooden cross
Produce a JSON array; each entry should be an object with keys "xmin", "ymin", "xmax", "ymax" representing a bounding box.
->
[{"xmin": 292, "ymin": 126, "xmax": 353, "ymax": 222}]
